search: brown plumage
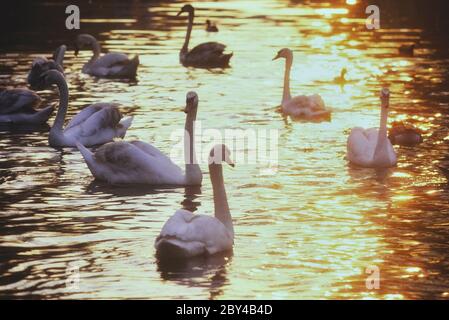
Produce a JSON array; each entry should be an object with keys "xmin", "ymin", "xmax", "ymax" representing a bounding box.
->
[{"xmin": 389, "ymin": 122, "xmax": 423, "ymax": 146}]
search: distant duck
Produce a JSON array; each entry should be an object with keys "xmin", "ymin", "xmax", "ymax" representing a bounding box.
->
[
  {"xmin": 206, "ymin": 19, "xmax": 219, "ymax": 32},
  {"xmin": 41, "ymin": 70, "xmax": 133, "ymax": 147},
  {"xmin": 75, "ymin": 34, "xmax": 139, "ymax": 79},
  {"xmin": 273, "ymin": 48, "xmax": 331, "ymax": 121},
  {"xmin": 28, "ymin": 45, "xmax": 66, "ymax": 90},
  {"xmin": 76, "ymin": 92, "xmax": 203, "ymax": 185},
  {"xmin": 398, "ymin": 44, "xmax": 415, "ymax": 56},
  {"xmin": 177, "ymin": 5, "xmax": 233, "ymax": 68},
  {"xmin": 347, "ymin": 88, "xmax": 397, "ymax": 168},
  {"xmin": 388, "ymin": 122, "xmax": 423, "ymax": 146},
  {"xmin": 0, "ymin": 88, "xmax": 54, "ymax": 124},
  {"xmin": 334, "ymin": 68, "xmax": 347, "ymax": 85},
  {"xmin": 155, "ymin": 144, "xmax": 234, "ymax": 260}
]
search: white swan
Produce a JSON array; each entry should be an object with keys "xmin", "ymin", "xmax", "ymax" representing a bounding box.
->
[
  {"xmin": 0, "ymin": 88, "xmax": 54, "ymax": 124},
  {"xmin": 75, "ymin": 34, "xmax": 139, "ymax": 78},
  {"xmin": 347, "ymin": 88, "xmax": 397, "ymax": 168},
  {"xmin": 28, "ymin": 45, "xmax": 66, "ymax": 89},
  {"xmin": 76, "ymin": 91, "xmax": 202, "ymax": 185},
  {"xmin": 155, "ymin": 144, "xmax": 234, "ymax": 259},
  {"xmin": 40, "ymin": 70, "xmax": 133, "ymax": 147},
  {"xmin": 273, "ymin": 48, "xmax": 331, "ymax": 120},
  {"xmin": 177, "ymin": 5, "xmax": 232, "ymax": 68}
]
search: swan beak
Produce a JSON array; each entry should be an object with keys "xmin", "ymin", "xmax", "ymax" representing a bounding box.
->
[
  {"xmin": 272, "ymin": 54, "xmax": 280, "ymax": 61},
  {"xmin": 176, "ymin": 10, "xmax": 183, "ymax": 16}
]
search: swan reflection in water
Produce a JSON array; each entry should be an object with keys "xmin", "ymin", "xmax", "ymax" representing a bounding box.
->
[{"xmin": 157, "ymin": 251, "xmax": 232, "ymax": 300}]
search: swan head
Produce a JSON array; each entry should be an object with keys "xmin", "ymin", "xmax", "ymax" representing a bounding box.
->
[
  {"xmin": 177, "ymin": 4, "xmax": 194, "ymax": 16},
  {"xmin": 40, "ymin": 70, "xmax": 65, "ymax": 88},
  {"xmin": 272, "ymin": 48, "xmax": 293, "ymax": 61},
  {"xmin": 74, "ymin": 34, "xmax": 95, "ymax": 56},
  {"xmin": 380, "ymin": 88, "xmax": 390, "ymax": 109},
  {"xmin": 209, "ymin": 144, "xmax": 235, "ymax": 167},
  {"xmin": 184, "ymin": 91, "xmax": 199, "ymax": 113}
]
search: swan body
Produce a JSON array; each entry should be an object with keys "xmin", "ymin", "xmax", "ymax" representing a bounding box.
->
[
  {"xmin": 177, "ymin": 5, "xmax": 232, "ymax": 68},
  {"xmin": 28, "ymin": 45, "xmax": 66, "ymax": 89},
  {"xmin": 389, "ymin": 122, "xmax": 423, "ymax": 146},
  {"xmin": 206, "ymin": 20, "xmax": 219, "ymax": 32},
  {"xmin": 0, "ymin": 88, "xmax": 54, "ymax": 124},
  {"xmin": 75, "ymin": 34, "xmax": 139, "ymax": 78},
  {"xmin": 77, "ymin": 92, "xmax": 202, "ymax": 185},
  {"xmin": 347, "ymin": 89, "xmax": 397, "ymax": 168},
  {"xmin": 273, "ymin": 48, "xmax": 331, "ymax": 120},
  {"xmin": 155, "ymin": 144, "xmax": 234, "ymax": 259},
  {"xmin": 41, "ymin": 70, "xmax": 132, "ymax": 147}
]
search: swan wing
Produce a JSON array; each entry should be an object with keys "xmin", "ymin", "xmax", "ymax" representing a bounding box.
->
[
  {"xmin": 90, "ymin": 140, "xmax": 184, "ymax": 184},
  {"xmin": 129, "ymin": 140, "xmax": 172, "ymax": 161},
  {"xmin": 347, "ymin": 127, "xmax": 377, "ymax": 166},
  {"xmin": 66, "ymin": 103, "xmax": 121, "ymax": 132},
  {"xmin": 288, "ymin": 94, "xmax": 326, "ymax": 111},
  {"xmin": 92, "ymin": 53, "xmax": 131, "ymax": 69},
  {"xmin": 0, "ymin": 89, "xmax": 41, "ymax": 114},
  {"xmin": 156, "ymin": 209, "xmax": 233, "ymax": 256},
  {"xmin": 189, "ymin": 42, "xmax": 226, "ymax": 55}
]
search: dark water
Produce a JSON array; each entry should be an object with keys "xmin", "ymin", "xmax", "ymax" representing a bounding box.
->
[{"xmin": 1, "ymin": 0, "xmax": 449, "ymax": 299}]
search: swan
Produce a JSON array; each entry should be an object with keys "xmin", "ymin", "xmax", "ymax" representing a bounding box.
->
[
  {"xmin": 40, "ymin": 70, "xmax": 133, "ymax": 147},
  {"xmin": 388, "ymin": 122, "xmax": 423, "ymax": 146},
  {"xmin": 273, "ymin": 48, "xmax": 331, "ymax": 120},
  {"xmin": 155, "ymin": 144, "xmax": 234, "ymax": 259},
  {"xmin": 177, "ymin": 5, "xmax": 232, "ymax": 68},
  {"xmin": 28, "ymin": 45, "xmax": 66, "ymax": 90},
  {"xmin": 206, "ymin": 19, "xmax": 219, "ymax": 32},
  {"xmin": 347, "ymin": 88, "xmax": 397, "ymax": 168},
  {"xmin": 76, "ymin": 91, "xmax": 202, "ymax": 185},
  {"xmin": 0, "ymin": 88, "xmax": 54, "ymax": 124},
  {"xmin": 75, "ymin": 34, "xmax": 139, "ymax": 78}
]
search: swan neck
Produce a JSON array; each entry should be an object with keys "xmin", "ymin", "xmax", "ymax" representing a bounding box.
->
[
  {"xmin": 209, "ymin": 163, "xmax": 233, "ymax": 236},
  {"xmin": 87, "ymin": 35, "xmax": 101, "ymax": 61},
  {"xmin": 50, "ymin": 73, "xmax": 69, "ymax": 133},
  {"xmin": 374, "ymin": 106, "xmax": 389, "ymax": 157},
  {"xmin": 55, "ymin": 45, "xmax": 66, "ymax": 66},
  {"xmin": 184, "ymin": 109, "xmax": 201, "ymax": 184},
  {"xmin": 182, "ymin": 12, "xmax": 194, "ymax": 52},
  {"xmin": 282, "ymin": 57, "xmax": 292, "ymax": 103}
]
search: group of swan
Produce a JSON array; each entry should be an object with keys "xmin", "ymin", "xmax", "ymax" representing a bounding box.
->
[{"xmin": 0, "ymin": 3, "xmax": 427, "ymax": 260}]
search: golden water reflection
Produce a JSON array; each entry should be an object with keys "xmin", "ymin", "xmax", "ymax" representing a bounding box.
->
[{"xmin": 1, "ymin": 0, "xmax": 449, "ymax": 299}]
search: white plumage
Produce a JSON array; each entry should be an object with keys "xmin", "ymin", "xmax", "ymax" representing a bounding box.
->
[
  {"xmin": 155, "ymin": 144, "xmax": 235, "ymax": 259},
  {"xmin": 75, "ymin": 34, "xmax": 139, "ymax": 79},
  {"xmin": 347, "ymin": 89, "xmax": 397, "ymax": 168},
  {"xmin": 41, "ymin": 70, "xmax": 132, "ymax": 147}
]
